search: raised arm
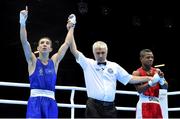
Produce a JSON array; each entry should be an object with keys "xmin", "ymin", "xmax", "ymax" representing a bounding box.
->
[
  {"xmin": 68, "ymin": 14, "xmax": 79, "ymax": 60},
  {"xmin": 19, "ymin": 6, "xmax": 36, "ymax": 65},
  {"xmin": 51, "ymin": 14, "xmax": 76, "ymax": 68}
]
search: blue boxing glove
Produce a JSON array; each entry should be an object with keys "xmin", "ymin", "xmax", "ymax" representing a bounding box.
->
[
  {"xmin": 148, "ymin": 73, "xmax": 161, "ymax": 86},
  {"xmin": 19, "ymin": 6, "xmax": 28, "ymax": 26}
]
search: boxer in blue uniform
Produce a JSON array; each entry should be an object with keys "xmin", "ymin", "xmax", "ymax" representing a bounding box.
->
[{"xmin": 19, "ymin": 6, "xmax": 76, "ymax": 118}]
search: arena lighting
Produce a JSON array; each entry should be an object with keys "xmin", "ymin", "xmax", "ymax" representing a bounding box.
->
[
  {"xmin": 101, "ymin": 5, "xmax": 111, "ymax": 16},
  {"xmin": 164, "ymin": 17, "xmax": 173, "ymax": 28},
  {"xmin": 132, "ymin": 16, "xmax": 141, "ymax": 27},
  {"xmin": 77, "ymin": 0, "xmax": 88, "ymax": 15},
  {"xmin": 154, "ymin": 64, "xmax": 165, "ymax": 68}
]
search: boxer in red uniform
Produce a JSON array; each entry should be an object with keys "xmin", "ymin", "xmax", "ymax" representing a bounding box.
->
[{"xmin": 132, "ymin": 49, "xmax": 168, "ymax": 119}]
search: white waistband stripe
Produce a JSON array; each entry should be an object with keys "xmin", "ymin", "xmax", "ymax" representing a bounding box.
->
[
  {"xmin": 30, "ymin": 89, "xmax": 55, "ymax": 100},
  {"xmin": 139, "ymin": 94, "xmax": 159, "ymax": 103}
]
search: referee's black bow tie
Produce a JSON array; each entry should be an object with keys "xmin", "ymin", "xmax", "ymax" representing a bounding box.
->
[{"xmin": 97, "ymin": 62, "xmax": 106, "ymax": 65}]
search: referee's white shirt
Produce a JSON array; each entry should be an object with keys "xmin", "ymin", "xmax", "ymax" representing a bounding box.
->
[{"xmin": 76, "ymin": 52, "xmax": 132, "ymax": 102}]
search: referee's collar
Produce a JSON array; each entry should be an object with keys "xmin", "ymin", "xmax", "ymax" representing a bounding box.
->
[
  {"xmin": 96, "ymin": 60, "xmax": 108, "ymax": 65},
  {"xmin": 97, "ymin": 62, "xmax": 106, "ymax": 65}
]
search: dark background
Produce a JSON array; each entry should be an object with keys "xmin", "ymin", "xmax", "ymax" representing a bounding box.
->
[{"xmin": 1, "ymin": 0, "xmax": 180, "ymax": 118}]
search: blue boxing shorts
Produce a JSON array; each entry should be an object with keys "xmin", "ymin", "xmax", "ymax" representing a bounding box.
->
[{"xmin": 26, "ymin": 96, "xmax": 58, "ymax": 118}]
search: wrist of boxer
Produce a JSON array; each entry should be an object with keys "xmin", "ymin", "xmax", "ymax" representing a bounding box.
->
[
  {"xmin": 148, "ymin": 80, "xmax": 153, "ymax": 87},
  {"xmin": 159, "ymin": 77, "xmax": 165, "ymax": 85},
  {"xmin": 20, "ymin": 21, "xmax": 26, "ymax": 26}
]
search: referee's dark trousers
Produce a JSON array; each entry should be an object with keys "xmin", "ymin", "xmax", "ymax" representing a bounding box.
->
[{"xmin": 85, "ymin": 97, "xmax": 117, "ymax": 118}]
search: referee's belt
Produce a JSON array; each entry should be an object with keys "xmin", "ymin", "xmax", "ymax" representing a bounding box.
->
[
  {"xmin": 139, "ymin": 94, "xmax": 159, "ymax": 102},
  {"xmin": 88, "ymin": 97, "xmax": 114, "ymax": 106}
]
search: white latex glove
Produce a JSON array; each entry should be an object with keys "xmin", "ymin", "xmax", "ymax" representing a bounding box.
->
[
  {"xmin": 19, "ymin": 6, "xmax": 28, "ymax": 26},
  {"xmin": 148, "ymin": 73, "xmax": 160, "ymax": 86}
]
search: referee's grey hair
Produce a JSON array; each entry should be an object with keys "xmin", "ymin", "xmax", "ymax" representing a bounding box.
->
[{"xmin": 92, "ymin": 41, "xmax": 108, "ymax": 53}]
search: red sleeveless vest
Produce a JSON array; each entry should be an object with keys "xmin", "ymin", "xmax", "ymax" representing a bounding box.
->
[{"xmin": 137, "ymin": 67, "xmax": 160, "ymax": 97}]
